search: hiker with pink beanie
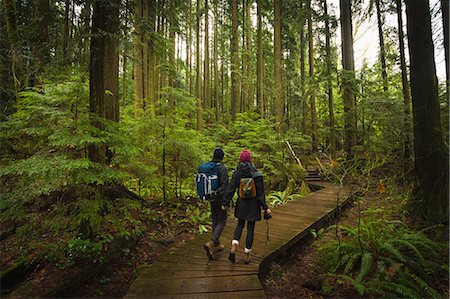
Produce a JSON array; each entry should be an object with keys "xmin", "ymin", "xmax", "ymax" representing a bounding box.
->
[{"xmin": 222, "ymin": 149, "xmax": 271, "ymax": 264}]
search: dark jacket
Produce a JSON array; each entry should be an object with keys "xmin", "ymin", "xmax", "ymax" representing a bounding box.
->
[
  {"xmin": 222, "ymin": 162, "xmax": 268, "ymax": 221},
  {"xmin": 212, "ymin": 159, "xmax": 229, "ymax": 201}
]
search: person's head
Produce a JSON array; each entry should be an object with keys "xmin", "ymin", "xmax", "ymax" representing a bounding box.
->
[
  {"xmin": 213, "ymin": 148, "xmax": 224, "ymax": 161},
  {"xmin": 239, "ymin": 149, "xmax": 252, "ymax": 163}
]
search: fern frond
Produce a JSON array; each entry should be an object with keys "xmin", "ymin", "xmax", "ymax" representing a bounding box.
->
[{"xmin": 356, "ymin": 252, "xmax": 373, "ymax": 282}]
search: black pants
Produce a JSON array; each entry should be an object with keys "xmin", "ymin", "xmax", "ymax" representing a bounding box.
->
[
  {"xmin": 210, "ymin": 198, "xmax": 227, "ymax": 245},
  {"xmin": 233, "ymin": 219, "xmax": 255, "ymax": 250}
]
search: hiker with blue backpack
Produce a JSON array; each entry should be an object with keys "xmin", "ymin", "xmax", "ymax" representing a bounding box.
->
[
  {"xmin": 196, "ymin": 148, "xmax": 229, "ymax": 260},
  {"xmin": 222, "ymin": 149, "xmax": 271, "ymax": 264}
]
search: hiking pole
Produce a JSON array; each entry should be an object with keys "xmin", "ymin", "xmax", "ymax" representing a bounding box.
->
[{"xmin": 264, "ymin": 211, "xmax": 272, "ymax": 245}]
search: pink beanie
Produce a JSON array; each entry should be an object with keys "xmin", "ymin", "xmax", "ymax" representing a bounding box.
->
[{"xmin": 239, "ymin": 149, "xmax": 252, "ymax": 162}]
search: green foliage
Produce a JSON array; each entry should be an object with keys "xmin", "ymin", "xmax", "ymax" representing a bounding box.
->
[
  {"xmin": 178, "ymin": 204, "xmax": 212, "ymax": 234},
  {"xmin": 317, "ymin": 216, "xmax": 448, "ymax": 298}
]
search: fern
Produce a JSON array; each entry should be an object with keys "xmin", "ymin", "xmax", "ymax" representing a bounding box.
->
[{"xmin": 356, "ymin": 252, "xmax": 372, "ymax": 282}]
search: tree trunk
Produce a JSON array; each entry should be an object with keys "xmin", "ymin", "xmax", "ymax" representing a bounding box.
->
[
  {"xmin": 256, "ymin": 0, "xmax": 264, "ymax": 118},
  {"xmin": 187, "ymin": 0, "xmax": 192, "ymax": 95},
  {"xmin": 396, "ymin": 0, "xmax": 412, "ymax": 162},
  {"xmin": 375, "ymin": 0, "xmax": 388, "ymax": 92},
  {"xmin": 0, "ymin": 5, "xmax": 16, "ymax": 120},
  {"xmin": 2, "ymin": 0, "xmax": 22, "ymax": 99},
  {"xmin": 32, "ymin": 0, "xmax": 50, "ymax": 86},
  {"xmin": 122, "ymin": 0, "xmax": 129, "ymax": 109},
  {"xmin": 300, "ymin": 22, "xmax": 307, "ymax": 134},
  {"xmin": 133, "ymin": 0, "xmax": 144, "ymax": 116},
  {"xmin": 213, "ymin": 0, "xmax": 219, "ymax": 122},
  {"xmin": 204, "ymin": 0, "xmax": 210, "ymax": 112},
  {"xmin": 308, "ymin": 0, "xmax": 318, "ymax": 151},
  {"xmin": 148, "ymin": 1, "xmax": 156, "ymax": 117},
  {"xmin": 339, "ymin": 0, "xmax": 357, "ymax": 158},
  {"xmin": 168, "ymin": 1, "xmax": 175, "ymax": 110},
  {"xmin": 89, "ymin": 0, "xmax": 120, "ymax": 163},
  {"xmin": 246, "ymin": 0, "xmax": 253, "ymax": 111},
  {"xmin": 274, "ymin": 0, "xmax": 283, "ymax": 133},
  {"xmin": 324, "ymin": 0, "xmax": 336, "ymax": 158},
  {"xmin": 196, "ymin": 0, "xmax": 202, "ymax": 129},
  {"xmin": 441, "ymin": 0, "xmax": 449, "ymax": 97},
  {"xmin": 231, "ymin": 0, "xmax": 240, "ymax": 120},
  {"xmin": 405, "ymin": 0, "xmax": 449, "ymax": 224},
  {"xmin": 63, "ymin": 0, "xmax": 70, "ymax": 65}
]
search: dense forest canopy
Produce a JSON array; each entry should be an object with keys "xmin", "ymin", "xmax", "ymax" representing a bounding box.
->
[{"xmin": 0, "ymin": 0, "xmax": 448, "ymax": 297}]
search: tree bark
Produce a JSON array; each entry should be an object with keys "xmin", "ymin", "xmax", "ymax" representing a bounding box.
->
[
  {"xmin": 308, "ymin": 0, "xmax": 318, "ymax": 151},
  {"xmin": 32, "ymin": 0, "xmax": 50, "ymax": 86},
  {"xmin": 441, "ymin": 0, "xmax": 449, "ymax": 97},
  {"xmin": 339, "ymin": 0, "xmax": 357, "ymax": 158},
  {"xmin": 375, "ymin": 0, "xmax": 388, "ymax": 92},
  {"xmin": 0, "ymin": 5, "xmax": 16, "ymax": 120},
  {"xmin": 2, "ymin": 0, "xmax": 23, "ymax": 98},
  {"xmin": 300, "ymin": 22, "xmax": 307, "ymax": 134},
  {"xmin": 396, "ymin": 0, "xmax": 412, "ymax": 162},
  {"xmin": 63, "ymin": 0, "xmax": 70, "ymax": 65},
  {"xmin": 246, "ymin": 0, "xmax": 253, "ymax": 111},
  {"xmin": 324, "ymin": 0, "xmax": 336, "ymax": 158},
  {"xmin": 256, "ymin": 0, "xmax": 264, "ymax": 118},
  {"xmin": 89, "ymin": 0, "xmax": 120, "ymax": 163},
  {"xmin": 231, "ymin": 0, "xmax": 240, "ymax": 120},
  {"xmin": 405, "ymin": 0, "xmax": 449, "ymax": 223},
  {"xmin": 203, "ymin": 0, "xmax": 210, "ymax": 112},
  {"xmin": 213, "ymin": 0, "xmax": 219, "ymax": 122},
  {"xmin": 274, "ymin": 0, "xmax": 284, "ymax": 133},
  {"xmin": 196, "ymin": 0, "xmax": 202, "ymax": 129}
]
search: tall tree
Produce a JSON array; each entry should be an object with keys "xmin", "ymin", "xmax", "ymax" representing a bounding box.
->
[
  {"xmin": 308, "ymin": 0, "xmax": 318, "ymax": 151},
  {"xmin": 89, "ymin": 0, "xmax": 120, "ymax": 163},
  {"xmin": 274, "ymin": 0, "xmax": 284, "ymax": 133},
  {"xmin": 0, "ymin": 4, "xmax": 16, "ymax": 120},
  {"xmin": 396, "ymin": 0, "xmax": 412, "ymax": 162},
  {"xmin": 441, "ymin": 0, "xmax": 449, "ymax": 97},
  {"xmin": 375, "ymin": 0, "xmax": 388, "ymax": 92},
  {"xmin": 339, "ymin": 0, "xmax": 357, "ymax": 158},
  {"xmin": 213, "ymin": 0, "xmax": 219, "ymax": 121},
  {"xmin": 245, "ymin": 0, "xmax": 254, "ymax": 111},
  {"xmin": 63, "ymin": 0, "xmax": 71, "ymax": 65},
  {"xmin": 196, "ymin": 0, "xmax": 202, "ymax": 129},
  {"xmin": 133, "ymin": 0, "xmax": 149, "ymax": 116},
  {"xmin": 256, "ymin": 0, "xmax": 264, "ymax": 117},
  {"xmin": 122, "ymin": 0, "xmax": 129, "ymax": 109},
  {"xmin": 168, "ymin": 1, "xmax": 176, "ymax": 109},
  {"xmin": 324, "ymin": 0, "xmax": 336, "ymax": 158},
  {"xmin": 31, "ymin": 0, "xmax": 50, "ymax": 86},
  {"xmin": 405, "ymin": 0, "xmax": 449, "ymax": 223},
  {"xmin": 204, "ymin": 0, "xmax": 211, "ymax": 111},
  {"xmin": 231, "ymin": 0, "xmax": 240, "ymax": 119},
  {"xmin": 300, "ymin": 18, "xmax": 307, "ymax": 133},
  {"xmin": 2, "ymin": 0, "xmax": 22, "ymax": 105}
]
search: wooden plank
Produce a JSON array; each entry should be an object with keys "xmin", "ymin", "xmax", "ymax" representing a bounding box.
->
[
  {"xmin": 124, "ymin": 179, "xmax": 354, "ymax": 299},
  {"xmin": 130, "ymin": 289, "xmax": 266, "ymax": 299},
  {"xmin": 126, "ymin": 274, "xmax": 262, "ymax": 297}
]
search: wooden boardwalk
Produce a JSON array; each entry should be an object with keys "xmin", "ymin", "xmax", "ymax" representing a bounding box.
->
[{"xmin": 125, "ymin": 169, "xmax": 352, "ymax": 298}]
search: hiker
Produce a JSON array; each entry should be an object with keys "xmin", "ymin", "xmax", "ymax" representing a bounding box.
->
[
  {"xmin": 201, "ymin": 148, "xmax": 229, "ymax": 260},
  {"xmin": 222, "ymin": 149, "xmax": 271, "ymax": 264}
]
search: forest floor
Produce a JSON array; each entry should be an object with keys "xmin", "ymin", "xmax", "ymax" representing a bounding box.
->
[
  {"xmin": 3, "ymin": 171, "xmax": 447, "ymax": 298},
  {"xmin": 261, "ymin": 190, "xmax": 384, "ymax": 298}
]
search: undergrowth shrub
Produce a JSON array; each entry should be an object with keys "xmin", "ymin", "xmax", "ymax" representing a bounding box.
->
[{"xmin": 318, "ymin": 215, "xmax": 448, "ymax": 298}]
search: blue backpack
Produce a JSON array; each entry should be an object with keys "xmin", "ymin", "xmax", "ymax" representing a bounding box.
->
[{"xmin": 195, "ymin": 162, "xmax": 220, "ymax": 201}]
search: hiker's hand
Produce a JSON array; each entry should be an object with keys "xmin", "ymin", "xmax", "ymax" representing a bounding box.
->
[
  {"xmin": 221, "ymin": 205, "xmax": 227, "ymax": 211},
  {"xmin": 266, "ymin": 208, "xmax": 272, "ymax": 214}
]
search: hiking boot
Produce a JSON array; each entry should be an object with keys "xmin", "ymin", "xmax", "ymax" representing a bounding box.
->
[
  {"xmin": 213, "ymin": 244, "xmax": 225, "ymax": 253},
  {"xmin": 243, "ymin": 248, "xmax": 251, "ymax": 264},
  {"xmin": 229, "ymin": 241, "xmax": 238, "ymax": 263},
  {"xmin": 203, "ymin": 241, "xmax": 214, "ymax": 261},
  {"xmin": 243, "ymin": 252, "xmax": 251, "ymax": 264}
]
